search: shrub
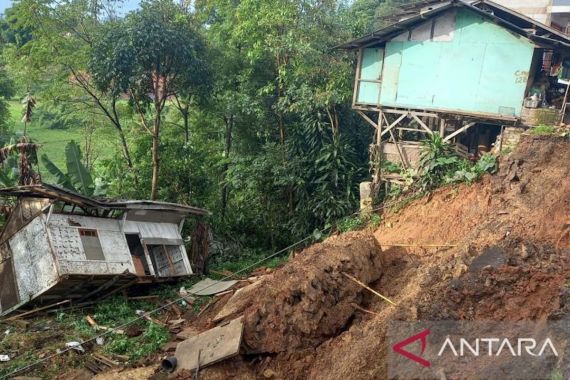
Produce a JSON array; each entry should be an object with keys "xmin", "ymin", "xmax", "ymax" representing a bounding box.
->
[
  {"xmin": 529, "ymin": 125, "xmax": 557, "ymax": 135},
  {"xmin": 336, "ymin": 215, "xmax": 364, "ymax": 232}
]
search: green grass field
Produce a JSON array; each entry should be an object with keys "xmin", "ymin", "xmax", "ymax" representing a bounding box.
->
[{"xmin": 7, "ymin": 100, "xmax": 117, "ymax": 182}]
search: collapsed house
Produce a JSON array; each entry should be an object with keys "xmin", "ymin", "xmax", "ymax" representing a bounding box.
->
[
  {"xmin": 0, "ymin": 184, "xmax": 209, "ymax": 316},
  {"xmin": 338, "ymin": 0, "xmax": 570, "ymax": 182}
]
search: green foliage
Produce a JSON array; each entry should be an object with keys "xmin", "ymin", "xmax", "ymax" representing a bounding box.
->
[
  {"xmin": 418, "ymin": 134, "xmax": 465, "ymax": 191},
  {"xmin": 41, "ymin": 140, "xmax": 101, "ymax": 196},
  {"xmin": 369, "ymin": 213, "xmax": 382, "ymax": 228},
  {"xmin": 529, "ymin": 125, "xmax": 557, "ymax": 135},
  {"xmin": 336, "ymin": 215, "xmax": 364, "ymax": 232}
]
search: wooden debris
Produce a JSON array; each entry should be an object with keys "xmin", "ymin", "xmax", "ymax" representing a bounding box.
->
[
  {"xmin": 350, "ymin": 303, "xmax": 381, "ymax": 317},
  {"xmin": 175, "ymin": 317, "xmax": 244, "ymax": 372},
  {"xmin": 214, "ymin": 290, "xmax": 234, "ymax": 298},
  {"xmin": 162, "ymin": 341, "xmax": 179, "ymax": 353},
  {"xmin": 93, "ymin": 353, "xmax": 119, "ymax": 367},
  {"xmin": 85, "ymin": 353, "xmax": 117, "ymax": 374},
  {"xmin": 84, "ymin": 315, "xmax": 124, "ymax": 334},
  {"xmin": 341, "ymin": 272, "xmax": 397, "ymax": 306},
  {"xmin": 5, "ymin": 300, "xmax": 70, "ymax": 321},
  {"xmin": 85, "ymin": 315, "xmax": 97, "ymax": 327},
  {"xmin": 176, "ymin": 326, "xmax": 200, "ymax": 341}
]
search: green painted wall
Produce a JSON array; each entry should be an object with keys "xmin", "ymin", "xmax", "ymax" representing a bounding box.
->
[{"xmin": 356, "ymin": 8, "xmax": 535, "ymax": 117}]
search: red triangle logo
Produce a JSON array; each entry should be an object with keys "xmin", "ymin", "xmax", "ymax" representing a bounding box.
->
[{"xmin": 392, "ymin": 329, "xmax": 431, "ymax": 368}]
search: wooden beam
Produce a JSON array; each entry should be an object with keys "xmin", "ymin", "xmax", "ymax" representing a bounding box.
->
[
  {"xmin": 389, "ymin": 129, "xmax": 408, "ymax": 170},
  {"xmin": 443, "ymin": 122, "xmax": 476, "ymax": 142},
  {"xmin": 396, "ymin": 127, "xmax": 430, "ymax": 133},
  {"xmin": 5, "ymin": 300, "xmax": 70, "ymax": 320},
  {"xmin": 374, "ymin": 110, "xmax": 383, "ymax": 184},
  {"xmin": 411, "ymin": 113, "xmax": 434, "ymax": 135},
  {"xmin": 380, "ymin": 113, "xmax": 408, "ymax": 137},
  {"xmin": 439, "ymin": 119, "xmax": 445, "ymax": 137},
  {"xmin": 560, "ymin": 82, "xmax": 570, "ymax": 124},
  {"xmin": 382, "ymin": 109, "xmax": 439, "ymax": 118},
  {"xmin": 357, "ymin": 111, "xmax": 378, "ymax": 129}
]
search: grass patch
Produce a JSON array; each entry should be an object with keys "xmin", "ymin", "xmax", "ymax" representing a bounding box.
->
[
  {"xmin": 336, "ymin": 215, "xmax": 364, "ymax": 232},
  {"xmin": 5, "ymin": 100, "xmax": 117, "ymax": 182},
  {"xmin": 529, "ymin": 125, "xmax": 557, "ymax": 135}
]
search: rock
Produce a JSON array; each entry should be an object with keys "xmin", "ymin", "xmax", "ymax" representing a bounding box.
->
[
  {"xmin": 263, "ymin": 369, "xmax": 277, "ymax": 378},
  {"xmin": 453, "ymin": 263, "xmax": 468, "ymax": 279},
  {"xmin": 520, "ymin": 244, "xmax": 535, "ymax": 260}
]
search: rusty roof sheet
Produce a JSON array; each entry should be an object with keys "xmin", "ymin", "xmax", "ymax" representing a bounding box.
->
[{"xmin": 0, "ymin": 183, "xmax": 210, "ymax": 216}]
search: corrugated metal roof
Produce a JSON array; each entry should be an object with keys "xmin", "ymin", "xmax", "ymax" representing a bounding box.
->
[
  {"xmin": 336, "ymin": 0, "xmax": 570, "ymax": 50},
  {"xmin": 0, "ymin": 184, "xmax": 210, "ymax": 216}
]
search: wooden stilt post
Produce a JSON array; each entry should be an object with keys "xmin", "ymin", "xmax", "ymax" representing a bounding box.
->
[
  {"xmin": 389, "ymin": 129, "xmax": 408, "ymax": 169},
  {"xmin": 560, "ymin": 82, "xmax": 570, "ymax": 125},
  {"xmin": 498, "ymin": 125, "xmax": 505, "ymax": 153},
  {"xmin": 439, "ymin": 118, "xmax": 445, "ymax": 137},
  {"xmin": 375, "ymin": 110, "xmax": 383, "ymax": 184}
]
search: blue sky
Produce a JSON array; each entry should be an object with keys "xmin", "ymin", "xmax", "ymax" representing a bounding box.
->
[{"xmin": 0, "ymin": 0, "xmax": 140, "ymax": 15}]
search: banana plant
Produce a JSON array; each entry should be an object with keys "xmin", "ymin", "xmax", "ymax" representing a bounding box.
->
[{"xmin": 40, "ymin": 140, "xmax": 103, "ymax": 196}]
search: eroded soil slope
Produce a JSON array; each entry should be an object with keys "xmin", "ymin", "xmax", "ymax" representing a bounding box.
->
[{"xmin": 196, "ymin": 135, "xmax": 570, "ymax": 380}]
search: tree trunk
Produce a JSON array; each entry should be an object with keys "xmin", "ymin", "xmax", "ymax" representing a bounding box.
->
[
  {"xmin": 220, "ymin": 115, "xmax": 233, "ymax": 218},
  {"xmin": 118, "ymin": 128, "xmax": 134, "ymax": 169},
  {"xmin": 150, "ymin": 108, "xmax": 161, "ymax": 200},
  {"xmin": 183, "ymin": 107, "xmax": 190, "ymax": 145}
]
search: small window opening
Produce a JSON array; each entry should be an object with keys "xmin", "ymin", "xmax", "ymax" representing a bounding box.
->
[{"xmin": 79, "ymin": 228, "xmax": 105, "ymax": 261}]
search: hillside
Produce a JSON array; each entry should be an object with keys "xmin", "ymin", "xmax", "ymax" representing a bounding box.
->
[
  {"xmin": 0, "ymin": 134, "xmax": 567, "ymax": 380},
  {"xmin": 191, "ymin": 134, "xmax": 570, "ymax": 379}
]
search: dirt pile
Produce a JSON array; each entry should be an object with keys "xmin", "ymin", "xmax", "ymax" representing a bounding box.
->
[
  {"xmin": 195, "ymin": 134, "xmax": 570, "ymax": 380},
  {"xmin": 214, "ymin": 232, "xmax": 384, "ymax": 354}
]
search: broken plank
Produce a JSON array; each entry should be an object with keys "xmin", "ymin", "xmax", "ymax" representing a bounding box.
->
[
  {"xmin": 4, "ymin": 300, "xmax": 70, "ymax": 321},
  {"xmin": 175, "ymin": 316, "xmax": 244, "ymax": 372}
]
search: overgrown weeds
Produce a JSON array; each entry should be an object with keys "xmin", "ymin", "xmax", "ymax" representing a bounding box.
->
[{"xmin": 529, "ymin": 125, "xmax": 557, "ymax": 135}]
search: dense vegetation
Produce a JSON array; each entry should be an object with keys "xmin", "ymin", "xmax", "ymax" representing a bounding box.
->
[{"xmin": 0, "ymin": 0, "xmax": 415, "ymax": 256}]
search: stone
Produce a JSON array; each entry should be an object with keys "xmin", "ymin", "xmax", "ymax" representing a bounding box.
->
[
  {"xmin": 263, "ymin": 369, "xmax": 277, "ymax": 378},
  {"xmin": 453, "ymin": 263, "xmax": 468, "ymax": 279}
]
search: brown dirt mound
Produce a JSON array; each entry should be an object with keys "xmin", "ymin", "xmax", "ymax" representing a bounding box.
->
[
  {"xmin": 195, "ymin": 135, "xmax": 570, "ymax": 380},
  {"xmin": 215, "ymin": 232, "xmax": 384, "ymax": 354}
]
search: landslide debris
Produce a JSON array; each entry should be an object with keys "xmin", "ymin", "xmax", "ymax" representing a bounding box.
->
[{"xmin": 188, "ymin": 135, "xmax": 570, "ymax": 380}]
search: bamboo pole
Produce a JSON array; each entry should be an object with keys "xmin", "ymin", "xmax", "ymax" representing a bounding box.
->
[
  {"xmin": 381, "ymin": 243, "xmax": 457, "ymax": 248},
  {"xmin": 342, "ymin": 272, "xmax": 396, "ymax": 306}
]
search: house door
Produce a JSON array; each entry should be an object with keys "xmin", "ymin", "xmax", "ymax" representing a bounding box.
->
[
  {"xmin": 125, "ymin": 234, "xmax": 150, "ymax": 276},
  {"xmin": 0, "ymin": 244, "xmax": 19, "ymax": 313},
  {"xmin": 146, "ymin": 245, "xmax": 188, "ymax": 277}
]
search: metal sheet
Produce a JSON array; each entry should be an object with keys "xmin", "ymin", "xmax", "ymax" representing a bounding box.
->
[
  {"xmin": 9, "ymin": 216, "xmax": 58, "ymax": 302},
  {"xmin": 123, "ymin": 220, "xmax": 181, "ymax": 240},
  {"xmin": 175, "ymin": 316, "xmax": 244, "ymax": 372},
  {"xmin": 378, "ymin": 8, "xmax": 534, "ymax": 117},
  {"xmin": 49, "ymin": 214, "xmax": 134, "ymax": 275},
  {"xmin": 188, "ymin": 278, "xmax": 238, "ymax": 296},
  {"xmin": 0, "ymin": 245, "xmax": 19, "ymax": 313}
]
